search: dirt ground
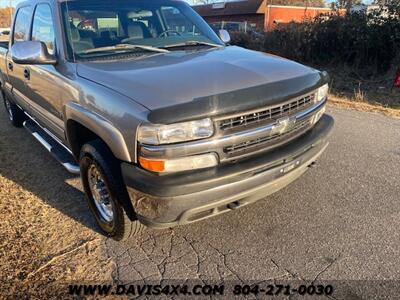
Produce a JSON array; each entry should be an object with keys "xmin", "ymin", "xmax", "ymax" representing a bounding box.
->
[{"xmin": 0, "ymin": 104, "xmax": 113, "ymax": 298}]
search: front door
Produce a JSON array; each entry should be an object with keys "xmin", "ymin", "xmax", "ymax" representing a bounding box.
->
[
  {"xmin": 24, "ymin": 3, "xmax": 65, "ymax": 140},
  {"xmin": 8, "ymin": 5, "xmax": 33, "ymax": 113}
]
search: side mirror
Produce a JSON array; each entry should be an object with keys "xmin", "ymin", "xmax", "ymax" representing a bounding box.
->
[
  {"xmin": 11, "ymin": 41, "xmax": 57, "ymax": 65},
  {"xmin": 218, "ymin": 29, "xmax": 231, "ymax": 44}
]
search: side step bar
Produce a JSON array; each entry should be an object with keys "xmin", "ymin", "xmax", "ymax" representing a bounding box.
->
[{"xmin": 23, "ymin": 119, "xmax": 80, "ymax": 175}]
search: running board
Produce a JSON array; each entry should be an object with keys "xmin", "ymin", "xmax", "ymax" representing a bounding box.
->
[{"xmin": 23, "ymin": 119, "xmax": 80, "ymax": 175}]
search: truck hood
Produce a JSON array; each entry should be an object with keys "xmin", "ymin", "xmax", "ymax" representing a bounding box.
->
[{"xmin": 77, "ymin": 46, "xmax": 327, "ymax": 124}]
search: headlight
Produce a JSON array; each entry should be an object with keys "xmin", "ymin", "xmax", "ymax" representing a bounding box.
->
[
  {"xmin": 317, "ymin": 83, "xmax": 329, "ymax": 102},
  {"xmin": 139, "ymin": 153, "xmax": 218, "ymax": 173},
  {"xmin": 138, "ymin": 118, "xmax": 214, "ymax": 145}
]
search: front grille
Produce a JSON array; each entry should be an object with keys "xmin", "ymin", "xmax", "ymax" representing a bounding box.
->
[
  {"xmin": 224, "ymin": 118, "xmax": 312, "ymax": 156},
  {"xmin": 219, "ymin": 93, "xmax": 315, "ymax": 131}
]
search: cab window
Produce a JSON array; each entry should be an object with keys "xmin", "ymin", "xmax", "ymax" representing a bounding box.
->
[{"xmin": 32, "ymin": 4, "xmax": 55, "ymax": 55}]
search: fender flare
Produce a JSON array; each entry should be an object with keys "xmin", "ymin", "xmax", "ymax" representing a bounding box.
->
[{"xmin": 64, "ymin": 102, "xmax": 132, "ymax": 162}]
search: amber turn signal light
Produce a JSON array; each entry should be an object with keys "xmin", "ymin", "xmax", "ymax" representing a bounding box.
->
[{"xmin": 139, "ymin": 157, "xmax": 165, "ymax": 172}]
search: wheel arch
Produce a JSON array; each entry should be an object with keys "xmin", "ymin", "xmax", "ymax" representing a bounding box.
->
[{"xmin": 64, "ymin": 102, "xmax": 132, "ymax": 162}]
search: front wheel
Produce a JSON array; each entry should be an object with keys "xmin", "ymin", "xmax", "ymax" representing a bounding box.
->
[
  {"xmin": 3, "ymin": 95, "xmax": 26, "ymax": 127},
  {"xmin": 80, "ymin": 140, "xmax": 145, "ymax": 240}
]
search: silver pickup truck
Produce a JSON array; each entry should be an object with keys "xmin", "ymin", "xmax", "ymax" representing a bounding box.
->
[{"xmin": 1, "ymin": 0, "xmax": 333, "ymax": 240}]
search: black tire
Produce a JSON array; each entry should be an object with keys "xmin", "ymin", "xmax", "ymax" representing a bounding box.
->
[
  {"xmin": 3, "ymin": 94, "xmax": 26, "ymax": 127},
  {"xmin": 79, "ymin": 140, "xmax": 145, "ymax": 241}
]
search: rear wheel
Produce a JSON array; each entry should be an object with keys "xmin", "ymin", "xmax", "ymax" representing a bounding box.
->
[
  {"xmin": 80, "ymin": 140, "xmax": 145, "ymax": 240},
  {"xmin": 3, "ymin": 95, "xmax": 26, "ymax": 127}
]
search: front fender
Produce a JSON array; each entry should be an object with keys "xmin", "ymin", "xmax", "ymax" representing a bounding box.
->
[{"xmin": 64, "ymin": 102, "xmax": 132, "ymax": 162}]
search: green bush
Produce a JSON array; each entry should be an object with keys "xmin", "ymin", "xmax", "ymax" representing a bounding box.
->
[{"xmin": 230, "ymin": 5, "xmax": 400, "ymax": 75}]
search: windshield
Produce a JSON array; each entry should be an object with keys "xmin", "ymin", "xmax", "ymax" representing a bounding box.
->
[{"xmin": 61, "ymin": 0, "xmax": 224, "ymax": 60}]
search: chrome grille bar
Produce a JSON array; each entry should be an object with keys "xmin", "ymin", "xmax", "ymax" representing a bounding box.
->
[
  {"xmin": 219, "ymin": 93, "xmax": 315, "ymax": 131},
  {"xmin": 224, "ymin": 118, "xmax": 311, "ymax": 155}
]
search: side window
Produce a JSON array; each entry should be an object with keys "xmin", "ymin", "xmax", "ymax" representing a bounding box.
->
[
  {"xmin": 13, "ymin": 6, "xmax": 32, "ymax": 43},
  {"xmin": 32, "ymin": 4, "xmax": 55, "ymax": 55}
]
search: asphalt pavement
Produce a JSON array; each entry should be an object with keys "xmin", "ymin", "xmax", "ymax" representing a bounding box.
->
[{"xmin": 104, "ymin": 106, "xmax": 400, "ymax": 298}]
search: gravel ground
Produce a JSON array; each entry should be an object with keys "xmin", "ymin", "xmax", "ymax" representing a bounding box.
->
[{"xmin": 1, "ymin": 103, "xmax": 400, "ymax": 299}]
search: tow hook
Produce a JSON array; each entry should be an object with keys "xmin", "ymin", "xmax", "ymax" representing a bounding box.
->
[{"xmin": 308, "ymin": 161, "xmax": 317, "ymax": 168}]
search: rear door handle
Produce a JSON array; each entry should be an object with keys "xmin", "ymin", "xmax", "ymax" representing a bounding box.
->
[
  {"xmin": 23, "ymin": 68, "xmax": 30, "ymax": 80},
  {"xmin": 8, "ymin": 62, "xmax": 13, "ymax": 70}
]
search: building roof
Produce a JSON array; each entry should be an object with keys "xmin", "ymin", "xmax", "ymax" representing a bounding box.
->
[{"xmin": 193, "ymin": 0, "xmax": 266, "ymax": 17}]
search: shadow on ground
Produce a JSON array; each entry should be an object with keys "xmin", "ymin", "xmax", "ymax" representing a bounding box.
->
[{"xmin": 0, "ymin": 104, "xmax": 101, "ymax": 234}]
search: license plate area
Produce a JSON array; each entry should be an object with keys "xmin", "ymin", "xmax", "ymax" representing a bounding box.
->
[{"xmin": 280, "ymin": 159, "xmax": 302, "ymax": 174}]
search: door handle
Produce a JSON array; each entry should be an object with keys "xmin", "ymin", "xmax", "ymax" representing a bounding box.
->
[
  {"xmin": 23, "ymin": 68, "xmax": 30, "ymax": 80},
  {"xmin": 8, "ymin": 62, "xmax": 13, "ymax": 71}
]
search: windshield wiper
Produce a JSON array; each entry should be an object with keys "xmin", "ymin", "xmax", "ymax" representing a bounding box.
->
[
  {"xmin": 80, "ymin": 44, "xmax": 170, "ymax": 55},
  {"xmin": 162, "ymin": 41, "xmax": 223, "ymax": 49}
]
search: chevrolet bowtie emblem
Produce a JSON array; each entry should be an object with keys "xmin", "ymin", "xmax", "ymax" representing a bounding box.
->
[{"xmin": 272, "ymin": 116, "xmax": 297, "ymax": 135}]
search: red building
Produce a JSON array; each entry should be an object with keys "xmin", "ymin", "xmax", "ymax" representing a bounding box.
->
[
  {"xmin": 193, "ymin": 0, "xmax": 339, "ymax": 32},
  {"xmin": 194, "ymin": 0, "xmax": 267, "ymax": 31},
  {"xmin": 265, "ymin": 5, "xmax": 340, "ymax": 30}
]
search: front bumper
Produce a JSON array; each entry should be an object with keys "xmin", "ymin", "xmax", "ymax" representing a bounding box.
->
[{"xmin": 122, "ymin": 114, "xmax": 334, "ymax": 229}]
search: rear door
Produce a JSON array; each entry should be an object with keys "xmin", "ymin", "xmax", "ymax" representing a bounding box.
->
[{"xmin": 7, "ymin": 5, "xmax": 33, "ymax": 113}]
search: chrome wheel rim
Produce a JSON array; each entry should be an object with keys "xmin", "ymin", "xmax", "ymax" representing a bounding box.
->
[
  {"xmin": 88, "ymin": 164, "xmax": 114, "ymax": 222},
  {"xmin": 4, "ymin": 98, "xmax": 13, "ymax": 121}
]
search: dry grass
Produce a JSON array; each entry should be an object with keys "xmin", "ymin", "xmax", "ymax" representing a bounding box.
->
[
  {"xmin": 0, "ymin": 105, "xmax": 114, "ymax": 298},
  {"xmin": 323, "ymin": 64, "xmax": 400, "ymax": 118},
  {"xmin": 326, "ymin": 64, "xmax": 400, "ymax": 109},
  {"xmin": 0, "ymin": 176, "xmax": 113, "ymax": 298},
  {"xmin": 328, "ymin": 95, "xmax": 400, "ymax": 119}
]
